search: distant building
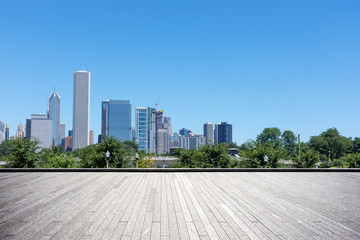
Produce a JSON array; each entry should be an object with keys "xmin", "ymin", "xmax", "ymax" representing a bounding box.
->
[
  {"xmin": 73, "ymin": 70, "xmax": 90, "ymax": 150},
  {"xmin": 16, "ymin": 123, "xmax": 25, "ymax": 139},
  {"xmin": 156, "ymin": 116, "xmax": 171, "ymax": 154},
  {"xmin": 214, "ymin": 122, "xmax": 232, "ymax": 145},
  {"xmin": 170, "ymin": 132, "xmax": 179, "ymax": 148},
  {"xmin": 27, "ymin": 114, "xmax": 52, "ymax": 148},
  {"xmin": 89, "ymin": 130, "xmax": 94, "ymax": 145},
  {"xmin": 203, "ymin": 122, "xmax": 213, "ymax": 145},
  {"xmin": 5, "ymin": 124, "xmax": 9, "ymax": 140},
  {"xmin": 101, "ymin": 100, "xmax": 131, "ymax": 141},
  {"xmin": 26, "ymin": 90, "xmax": 66, "ymax": 148},
  {"xmin": 64, "ymin": 130, "xmax": 73, "ymax": 151},
  {"xmin": 179, "ymin": 128, "xmax": 192, "ymax": 136},
  {"xmin": 135, "ymin": 107, "xmax": 155, "ymax": 153},
  {"xmin": 178, "ymin": 133, "xmax": 206, "ymax": 150},
  {"xmin": 0, "ymin": 121, "xmax": 5, "ymax": 143}
]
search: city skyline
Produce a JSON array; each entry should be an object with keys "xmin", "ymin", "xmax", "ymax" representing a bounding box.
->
[{"xmin": 1, "ymin": 1, "xmax": 360, "ymax": 144}]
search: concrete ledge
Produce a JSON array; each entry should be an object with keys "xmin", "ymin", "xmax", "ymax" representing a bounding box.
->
[{"xmin": 0, "ymin": 168, "xmax": 359, "ymax": 172}]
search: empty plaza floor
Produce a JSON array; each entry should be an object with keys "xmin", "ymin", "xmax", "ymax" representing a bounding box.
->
[{"xmin": 0, "ymin": 171, "xmax": 359, "ymax": 239}]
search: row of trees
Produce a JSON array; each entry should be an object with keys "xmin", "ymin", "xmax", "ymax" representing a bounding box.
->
[
  {"xmin": 1, "ymin": 127, "xmax": 359, "ymax": 168},
  {"xmin": 0, "ymin": 136, "xmax": 141, "ymax": 168}
]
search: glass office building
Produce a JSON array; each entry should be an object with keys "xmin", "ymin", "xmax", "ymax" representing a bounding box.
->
[
  {"xmin": 135, "ymin": 107, "xmax": 155, "ymax": 153},
  {"xmin": 101, "ymin": 100, "xmax": 132, "ymax": 141}
]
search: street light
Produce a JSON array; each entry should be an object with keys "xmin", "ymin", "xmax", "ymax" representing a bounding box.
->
[
  {"xmin": 264, "ymin": 155, "xmax": 268, "ymax": 168},
  {"xmin": 106, "ymin": 150, "xmax": 110, "ymax": 168},
  {"xmin": 135, "ymin": 152, "xmax": 139, "ymax": 168}
]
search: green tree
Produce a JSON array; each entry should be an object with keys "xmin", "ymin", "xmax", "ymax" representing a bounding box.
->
[
  {"xmin": 353, "ymin": 137, "xmax": 360, "ymax": 153},
  {"xmin": 281, "ymin": 130, "xmax": 297, "ymax": 157},
  {"xmin": 293, "ymin": 150, "xmax": 320, "ymax": 168},
  {"xmin": 309, "ymin": 128, "xmax": 352, "ymax": 160},
  {"xmin": 7, "ymin": 138, "xmax": 40, "ymax": 168},
  {"xmin": 37, "ymin": 146, "xmax": 77, "ymax": 168},
  {"xmin": 0, "ymin": 140, "xmax": 11, "ymax": 157},
  {"xmin": 256, "ymin": 127, "xmax": 282, "ymax": 148},
  {"xmin": 340, "ymin": 153, "xmax": 360, "ymax": 168},
  {"xmin": 79, "ymin": 136, "xmax": 135, "ymax": 168},
  {"xmin": 240, "ymin": 141, "xmax": 285, "ymax": 168}
]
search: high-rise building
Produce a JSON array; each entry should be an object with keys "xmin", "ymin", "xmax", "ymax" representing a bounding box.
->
[
  {"xmin": 89, "ymin": 130, "xmax": 94, "ymax": 145},
  {"xmin": 64, "ymin": 130, "xmax": 73, "ymax": 151},
  {"xmin": 48, "ymin": 90, "xmax": 65, "ymax": 145},
  {"xmin": 179, "ymin": 128, "xmax": 192, "ymax": 136},
  {"xmin": 0, "ymin": 121, "xmax": 5, "ymax": 143},
  {"xmin": 135, "ymin": 107, "xmax": 155, "ymax": 153},
  {"xmin": 73, "ymin": 70, "xmax": 90, "ymax": 150},
  {"xmin": 101, "ymin": 100, "xmax": 131, "ymax": 141},
  {"xmin": 26, "ymin": 90, "xmax": 66, "ymax": 148},
  {"xmin": 27, "ymin": 114, "xmax": 52, "ymax": 148},
  {"xmin": 16, "ymin": 123, "xmax": 25, "ymax": 139},
  {"xmin": 214, "ymin": 122, "xmax": 232, "ymax": 145},
  {"xmin": 178, "ymin": 133, "xmax": 206, "ymax": 150},
  {"xmin": 203, "ymin": 122, "xmax": 213, "ymax": 145},
  {"xmin": 5, "ymin": 124, "xmax": 9, "ymax": 140}
]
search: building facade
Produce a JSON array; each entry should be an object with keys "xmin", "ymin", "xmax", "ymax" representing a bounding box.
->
[
  {"xmin": 73, "ymin": 70, "xmax": 90, "ymax": 150},
  {"xmin": 135, "ymin": 107, "xmax": 155, "ymax": 153},
  {"xmin": 214, "ymin": 122, "xmax": 232, "ymax": 145},
  {"xmin": 5, "ymin": 124, "xmax": 9, "ymax": 140},
  {"xmin": 25, "ymin": 90, "xmax": 66, "ymax": 148},
  {"xmin": 0, "ymin": 121, "xmax": 5, "ymax": 143},
  {"xmin": 89, "ymin": 130, "xmax": 94, "ymax": 145},
  {"xmin": 178, "ymin": 133, "xmax": 206, "ymax": 150},
  {"xmin": 48, "ymin": 91, "xmax": 65, "ymax": 145},
  {"xmin": 101, "ymin": 100, "xmax": 131, "ymax": 141},
  {"xmin": 203, "ymin": 122, "xmax": 213, "ymax": 145},
  {"xmin": 16, "ymin": 123, "xmax": 25, "ymax": 139},
  {"xmin": 27, "ymin": 114, "xmax": 52, "ymax": 148}
]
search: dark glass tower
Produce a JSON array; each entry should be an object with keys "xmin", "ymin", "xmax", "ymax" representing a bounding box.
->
[{"xmin": 102, "ymin": 100, "xmax": 132, "ymax": 141}]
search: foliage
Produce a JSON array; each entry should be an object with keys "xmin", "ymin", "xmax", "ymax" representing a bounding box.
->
[
  {"xmin": 174, "ymin": 143, "xmax": 236, "ymax": 168},
  {"xmin": 240, "ymin": 141, "xmax": 285, "ymax": 168},
  {"xmin": 0, "ymin": 140, "xmax": 11, "ymax": 157},
  {"xmin": 353, "ymin": 137, "xmax": 360, "ymax": 153},
  {"xmin": 256, "ymin": 127, "xmax": 282, "ymax": 148},
  {"xmin": 309, "ymin": 128, "xmax": 353, "ymax": 160},
  {"xmin": 37, "ymin": 146, "xmax": 77, "ymax": 168},
  {"xmin": 136, "ymin": 151, "xmax": 156, "ymax": 168},
  {"xmin": 281, "ymin": 130, "xmax": 297, "ymax": 157},
  {"xmin": 79, "ymin": 136, "xmax": 137, "ymax": 168},
  {"xmin": 339, "ymin": 153, "xmax": 360, "ymax": 168},
  {"xmin": 293, "ymin": 150, "xmax": 320, "ymax": 168},
  {"xmin": 6, "ymin": 138, "xmax": 40, "ymax": 168}
]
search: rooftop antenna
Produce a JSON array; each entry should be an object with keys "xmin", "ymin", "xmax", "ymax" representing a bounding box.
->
[{"xmin": 155, "ymin": 94, "xmax": 161, "ymax": 111}]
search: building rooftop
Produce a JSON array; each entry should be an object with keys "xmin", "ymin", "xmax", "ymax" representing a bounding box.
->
[{"xmin": 0, "ymin": 171, "xmax": 359, "ymax": 239}]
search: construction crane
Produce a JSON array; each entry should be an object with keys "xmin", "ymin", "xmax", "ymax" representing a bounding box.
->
[{"xmin": 155, "ymin": 94, "xmax": 161, "ymax": 111}]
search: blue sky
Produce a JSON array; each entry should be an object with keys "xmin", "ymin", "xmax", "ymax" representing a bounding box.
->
[{"xmin": 1, "ymin": 0, "xmax": 359, "ymax": 144}]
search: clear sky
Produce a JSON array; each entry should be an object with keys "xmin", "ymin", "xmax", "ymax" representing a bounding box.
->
[{"xmin": 1, "ymin": 0, "xmax": 359, "ymax": 144}]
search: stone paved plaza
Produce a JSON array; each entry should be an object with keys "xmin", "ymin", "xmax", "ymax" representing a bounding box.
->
[{"xmin": 0, "ymin": 171, "xmax": 359, "ymax": 239}]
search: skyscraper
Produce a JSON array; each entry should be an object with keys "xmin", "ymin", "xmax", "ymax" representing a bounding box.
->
[
  {"xmin": 5, "ymin": 124, "xmax": 9, "ymax": 140},
  {"xmin": 203, "ymin": 122, "xmax": 213, "ymax": 145},
  {"xmin": 27, "ymin": 114, "xmax": 52, "ymax": 148},
  {"xmin": 135, "ymin": 107, "xmax": 155, "ymax": 153},
  {"xmin": 16, "ymin": 123, "xmax": 25, "ymax": 139},
  {"xmin": 0, "ymin": 121, "xmax": 5, "ymax": 143},
  {"xmin": 89, "ymin": 130, "xmax": 94, "ymax": 145},
  {"xmin": 214, "ymin": 122, "xmax": 232, "ymax": 145},
  {"xmin": 48, "ymin": 90, "xmax": 65, "ymax": 145},
  {"xmin": 73, "ymin": 70, "xmax": 90, "ymax": 150},
  {"xmin": 26, "ymin": 90, "xmax": 65, "ymax": 148},
  {"xmin": 101, "ymin": 100, "xmax": 131, "ymax": 141}
]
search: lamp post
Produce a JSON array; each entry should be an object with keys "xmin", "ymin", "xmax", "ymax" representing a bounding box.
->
[
  {"xmin": 106, "ymin": 150, "xmax": 110, "ymax": 168},
  {"xmin": 264, "ymin": 155, "xmax": 268, "ymax": 168},
  {"xmin": 135, "ymin": 152, "xmax": 139, "ymax": 168}
]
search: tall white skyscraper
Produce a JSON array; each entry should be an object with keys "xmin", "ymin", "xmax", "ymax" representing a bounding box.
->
[{"xmin": 73, "ymin": 70, "xmax": 90, "ymax": 150}]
